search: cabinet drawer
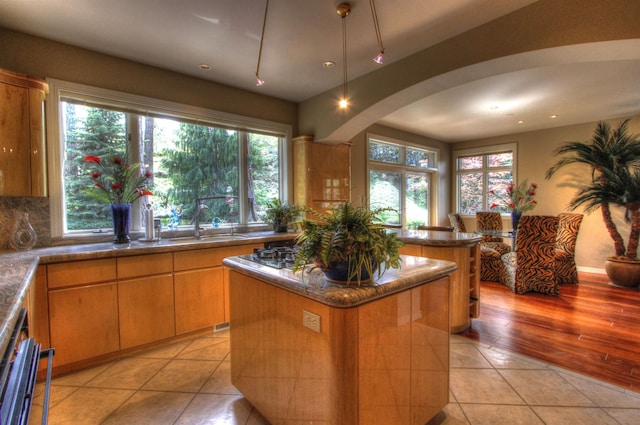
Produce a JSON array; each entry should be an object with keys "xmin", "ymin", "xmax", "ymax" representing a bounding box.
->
[
  {"xmin": 47, "ymin": 258, "xmax": 117, "ymax": 289},
  {"xmin": 117, "ymin": 253, "xmax": 173, "ymax": 279},
  {"xmin": 174, "ymin": 244, "xmax": 261, "ymax": 271}
]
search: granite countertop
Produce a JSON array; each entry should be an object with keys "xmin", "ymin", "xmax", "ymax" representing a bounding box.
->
[
  {"xmin": 223, "ymin": 254, "xmax": 458, "ymax": 308},
  {"xmin": 0, "ymin": 231, "xmax": 296, "ymax": 361},
  {"xmin": 395, "ymin": 229, "xmax": 482, "ymax": 247}
]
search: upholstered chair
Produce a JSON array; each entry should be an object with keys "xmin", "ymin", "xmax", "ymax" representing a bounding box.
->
[
  {"xmin": 555, "ymin": 213, "xmax": 583, "ymax": 284},
  {"xmin": 476, "ymin": 212, "xmax": 511, "ymax": 282},
  {"xmin": 500, "ymin": 215, "xmax": 560, "ymax": 295},
  {"xmin": 448, "ymin": 213, "xmax": 466, "ymax": 232}
]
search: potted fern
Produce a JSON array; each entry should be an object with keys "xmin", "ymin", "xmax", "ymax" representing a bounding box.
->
[
  {"xmin": 292, "ymin": 202, "xmax": 404, "ymax": 285},
  {"xmin": 264, "ymin": 198, "xmax": 301, "ymax": 233},
  {"xmin": 546, "ymin": 119, "xmax": 640, "ymax": 287}
]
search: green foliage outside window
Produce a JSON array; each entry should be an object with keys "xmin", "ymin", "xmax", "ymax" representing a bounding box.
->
[{"xmin": 62, "ymin": 102, "xmax": 281, "ymax": 233}]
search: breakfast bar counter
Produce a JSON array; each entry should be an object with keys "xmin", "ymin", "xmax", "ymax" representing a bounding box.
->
[{"xmin": 223, "ymin": 254, "xmax": 457, "ymax": 425}]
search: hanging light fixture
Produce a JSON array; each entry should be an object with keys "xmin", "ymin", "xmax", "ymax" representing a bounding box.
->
[
  {"xmin": 369, "ymin": 0, "xmax": 384, "ymax": 64},
  {"xmin": 336, "ymin": 3, "xmax": 351, "ymax": 109},
  {"xmin": 255, "ymin": 0, "xmax": 269, "ymax": 86}
]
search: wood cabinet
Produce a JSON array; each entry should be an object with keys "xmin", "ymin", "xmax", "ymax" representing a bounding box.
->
[
  {"xmin": 174, "ymin": 244, "xmax": 260, "ymax": 334},
  {"xmin": 174, "ymin": 268, "xmax": 224, "ymax": 335},
  {"xmin": 293, "ymin": 135, "xmax": 350, "ymax": 212},
  {"xmin": 117, "ymin": 253, "xmax": 174, "ymax": 348},
  {"xmin": 47, "ymin": 258, "xmax": 120, "ymax": 366},
  {"xmin": 0, "ymin": 68, "xmax": 48, "ymax": 197},
  {"xmin": 399, "ymin": 243, "xmax": 480, "ymax": 333},
  {"xmin": 41, "ymin": 242, "xmax": 261, "ymax": 374}
]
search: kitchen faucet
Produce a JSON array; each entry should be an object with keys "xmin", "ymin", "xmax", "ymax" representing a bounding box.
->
[{"xmin": 193, "ymin": 195, "xmax": 238, "ymax": 238}]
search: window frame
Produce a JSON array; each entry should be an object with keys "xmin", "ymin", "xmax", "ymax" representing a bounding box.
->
[
  {"xmin": 452, "ymin": 142, "xmax": 517, "ymax": 217},
  {"xmin": 46, "ymin": 79, "xmax": 292, "ymax": 238},
  {"xmin": 366, "ymin": 133, "xmax": 439, "ymax": 228}
]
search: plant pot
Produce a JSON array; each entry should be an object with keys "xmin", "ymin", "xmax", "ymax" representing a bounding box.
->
[
  {"xmin": 321, "ymin": 261, "xmax": 373, "ymax": 285},
  {"xmin": 605, "ymin": 257, "xmax": 640, "ymax": 288},
  {"xmin": 273, "ymin": 222, "xmax": 288, "ymax": 233},
  {"xmin": 111, "ymin": 203, "xmax": 131, "ymax": 244}
]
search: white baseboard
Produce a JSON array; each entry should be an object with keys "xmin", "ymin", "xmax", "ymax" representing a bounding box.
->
[{"xmin": 577, "ymin": 266, "xmax": 606, "ymax": 275}]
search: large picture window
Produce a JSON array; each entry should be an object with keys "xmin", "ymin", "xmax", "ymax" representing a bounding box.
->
[
  {"xmin": 48, "ymin": 80, "xmax": 290, "ymax": 237},
  {"xmin": 367, "ymin": 136, "xmax": 437, "ymax": 229},
  {"xmin": 454, "ymin": 143, "xmax": 516, "ymax": 215}
]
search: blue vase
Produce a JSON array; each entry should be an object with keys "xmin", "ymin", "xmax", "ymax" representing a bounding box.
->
[
  {"xmin": 322, "ymin": 260, "xmax": 374, "ymax": 284},
  {"xmin": 111, "ymin": 203, "xmax": 131, "ymax": 244},
  {"xmin": 511, "ymin": 210, "xmax": 522, "ymax": 232}
]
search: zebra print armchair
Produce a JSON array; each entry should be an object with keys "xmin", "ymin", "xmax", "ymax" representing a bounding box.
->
[
  {"xmin": 500, "ymin": 215, "xmax": 560, "ymax": 295},
  {"xmin": 476, "ymin": 212, "xmax": 511, "ymax": 282},
  {"xmin": 555, "ymin": 213, "xmax": 583, "ymax": 284}
]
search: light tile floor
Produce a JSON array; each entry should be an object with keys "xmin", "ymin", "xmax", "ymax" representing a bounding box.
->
[{"xmin": 29, "ymin": 330, "xmax": 640, "ymax": 425}]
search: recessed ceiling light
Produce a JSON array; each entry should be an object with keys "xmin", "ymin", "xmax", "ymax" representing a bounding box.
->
[
  {"xmin": 199, "ymin": 64, "xmax": 211, "ymax": 70},
  {"xmin": 323, "ymin": 61, "xmax": 335, "ymax": 68},
  {"xmin": 518, "ymin": 120, "xmax": 525, "ymax": 124},
  {"xmin": 549, "ymin": 114, "xmax": 559, "ymax": 119}
]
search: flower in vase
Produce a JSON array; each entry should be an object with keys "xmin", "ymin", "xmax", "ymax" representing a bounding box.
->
[
  {"xmin": 488, "ymin": 179, "xmax": 538, "ymax": 213},
  {"xmin": 83, "ymin": 155, "xmax": 153, "ymax": 204}
]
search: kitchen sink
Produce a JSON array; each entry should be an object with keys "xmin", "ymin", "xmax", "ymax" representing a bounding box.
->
[{"xmin": 166, "ymin": 233, "xmax": 251, "ymax": 243}]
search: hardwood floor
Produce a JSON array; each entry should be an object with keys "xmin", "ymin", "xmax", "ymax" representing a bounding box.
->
[{"xmin": 460, "ymin": 272, "xmax": 640, "ymax": 392}]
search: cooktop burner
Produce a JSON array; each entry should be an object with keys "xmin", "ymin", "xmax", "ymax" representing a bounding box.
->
[{"xmin": 250, "ymin": 244, "xmax": 298, "ymax": 269}]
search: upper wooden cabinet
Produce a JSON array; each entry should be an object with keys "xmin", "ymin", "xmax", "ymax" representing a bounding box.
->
[
  {"xmin": 0, "ymin": 68, "xmax": 48, "ymax": 197},
  {"xmin": 293, "ymin": 135, "xmax": 350, "ymax": 213}
]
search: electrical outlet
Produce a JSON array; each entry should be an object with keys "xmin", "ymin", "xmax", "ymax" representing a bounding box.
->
[{"xmin": 303, "ymin": 309, "xmax": 321, "ymax": 333}]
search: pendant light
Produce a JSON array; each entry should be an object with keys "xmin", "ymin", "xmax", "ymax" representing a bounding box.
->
[
  {"xmin": 337, "ymin": 3, "xmax": 351, "ymax": 109},
  {"xmin": 255, "ymin": 0, "xmax": 269, "ymax": 86},
  {"xmin": 369, "ymin": 0, "xmax": 384, "ymax": 64}
]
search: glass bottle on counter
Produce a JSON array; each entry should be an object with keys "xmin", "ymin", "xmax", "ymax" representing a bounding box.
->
[{"xmin": 10, "ymin": 211, "xmax": 37, "ymax": 250}]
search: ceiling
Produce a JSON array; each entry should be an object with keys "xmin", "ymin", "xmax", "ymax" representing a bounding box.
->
[{"xmin": 1, "ymin": 0, "xmax": 639, "ymax": 142}]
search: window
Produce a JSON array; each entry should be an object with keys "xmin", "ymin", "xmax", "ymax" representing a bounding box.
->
[
  {"xmin": 367, "ymin": 136, "xmax": 437, "ymax": 229},
  {"xmin": 47, "ymin": 80, "xmax": 291, "ymax": 237},
  {"xmin": 454, "ymin": 143, "xmax": 516, "ymax": 215}
]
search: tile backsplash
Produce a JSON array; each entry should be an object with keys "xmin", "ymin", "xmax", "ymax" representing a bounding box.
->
[{"xmin": 0, "ymin": 197, "xmax": 51, "ymax": 250}]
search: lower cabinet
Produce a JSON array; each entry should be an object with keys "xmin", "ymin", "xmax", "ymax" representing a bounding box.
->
[
  {"xmin": 48, "ymin": 282, "xmax": 119, "ymax": 366},
  {"xmin": 118, "ymin": 274, "xmax": 175, "ymax": 349},
  {"xmin": 40, "ymin": 242, "xmax": 263, "ymax": 374},
  {"xmin": 174, "ymin": 268, "xmax": 224, "ymax": 335}
]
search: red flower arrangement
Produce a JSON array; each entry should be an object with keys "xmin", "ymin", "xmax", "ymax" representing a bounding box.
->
[
  {"xmin": 83, "ymin": 155, "xmax": 153, "ymax": 204},
  {"xmin": 489, "ymin": 180, "xmax": 538, "ymax": 213}
]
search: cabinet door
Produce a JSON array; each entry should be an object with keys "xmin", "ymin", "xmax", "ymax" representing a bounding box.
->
[
  {"xmin": 0, "ymin": 82, "xmax": 30, "ymax": 196},
  {"xmin": 118, "ymin": 274, "xmax": 175, "ymax": 349},
  {"xmin": 0, "ymin": 68, "xmax": 48, "ymax": 197},
  {"xmin": 48, "ymin": 282, "xmax": 119, "ymax": 366},
  {"xmin": 174, "ymin": 268, "xmax": 224, "ymax": 334}
]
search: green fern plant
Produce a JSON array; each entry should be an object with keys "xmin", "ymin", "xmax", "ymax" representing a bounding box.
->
[{"xmin": 292, "ymin": 202, "xmax": 404, "ymax": 284}]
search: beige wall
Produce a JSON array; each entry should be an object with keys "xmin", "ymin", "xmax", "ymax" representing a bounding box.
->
[
  {"xmin": 0, "ymin": 27, "xmax": 297, "ymax": 131},
  {"xmin": 453, "ymin": 115, "xmax": 640, "ymax": 272}
]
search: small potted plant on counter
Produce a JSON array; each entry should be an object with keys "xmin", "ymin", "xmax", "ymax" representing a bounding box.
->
[
  {"xmin": 264, "ymin": 198, "xmax": 302, "ymax": 233},
  {"xmin": 292, "ymin": 202, "xmax": 404, "ymax": 285}
]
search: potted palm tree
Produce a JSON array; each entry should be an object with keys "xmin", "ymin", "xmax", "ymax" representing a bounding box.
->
[
  {"xmin": 546, "ymin": 119, "xmax": 640, "ymax": 287},
  {"xmin": 264, "ymin": 198, "xmax": 302, "ymax": 233},
  {"xmin": 292, "ymin": 202, "xmax": 404, "ymax": 285}
]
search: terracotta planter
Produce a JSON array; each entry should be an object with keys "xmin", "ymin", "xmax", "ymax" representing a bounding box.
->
[{"xmin": 605, "ymin": 257, "xmax": 640, "ymax": 288}]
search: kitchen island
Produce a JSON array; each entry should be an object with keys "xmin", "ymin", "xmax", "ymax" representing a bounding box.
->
[{"xmin": 223, "ymin": 254, "xmax": 457, "ymax": 425}]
